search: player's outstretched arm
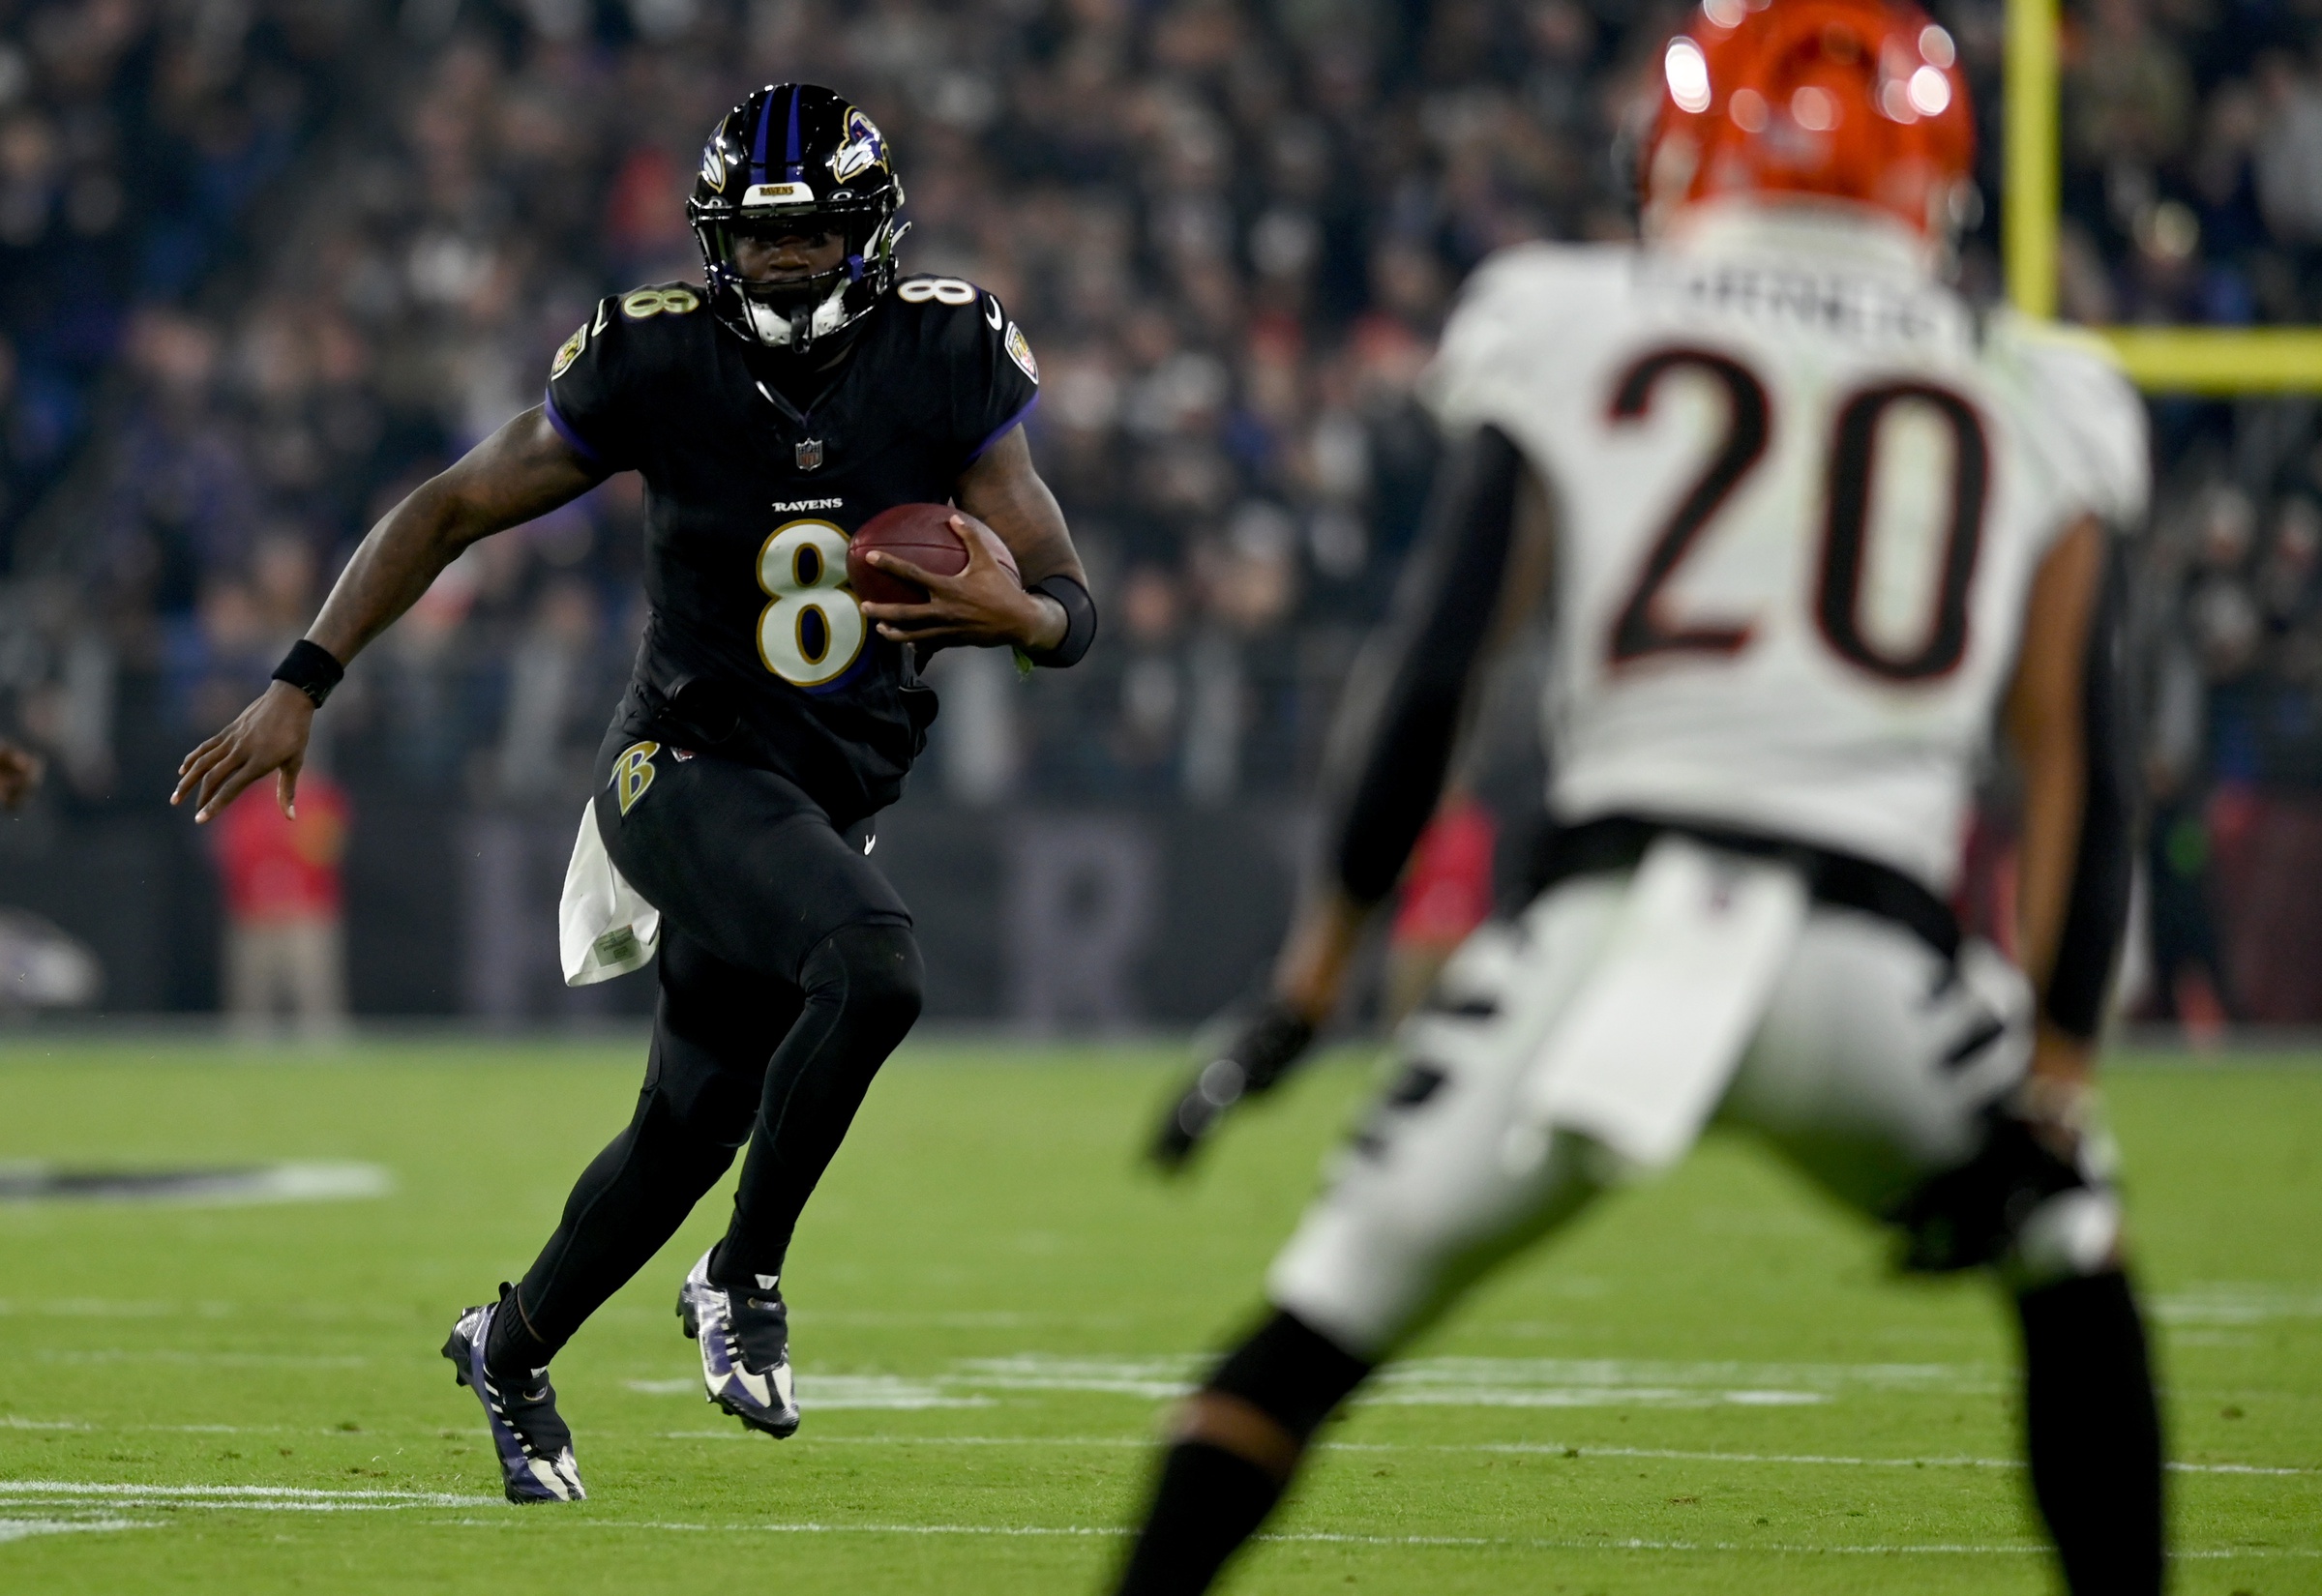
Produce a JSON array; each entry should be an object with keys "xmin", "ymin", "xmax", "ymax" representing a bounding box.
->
[
  {"xmin": 858, "ymin": 426, "xmax": 1094, "ymax": 661},
  {"xmin": 1150, "ymin": 424, "xmax": 1554, "ymax": 1170},
  {"xmin": 2003, "ymin": 515, "xmax": 2128, "ymax": 1108},
  {"xmin": 171, "ymin": 407, "xmax": 605, "ymax": 823}
]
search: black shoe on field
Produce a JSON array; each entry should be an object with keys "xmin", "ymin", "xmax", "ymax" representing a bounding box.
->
[{"xmin": 441, "ymin": 1291, "xmax": 586, "ymax": 1503}]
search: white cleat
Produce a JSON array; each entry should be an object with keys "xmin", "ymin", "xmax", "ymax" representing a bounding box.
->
[{"xmin": 676, "ymin": 1250, "xmax": 801, "ymax": 1438}]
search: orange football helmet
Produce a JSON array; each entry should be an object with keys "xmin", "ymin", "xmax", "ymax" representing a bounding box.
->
[{"xmin": 1641, "ymin": 0, "xmax": 1975, "ymax": 239}]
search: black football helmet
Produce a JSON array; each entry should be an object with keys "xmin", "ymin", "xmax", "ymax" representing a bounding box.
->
[{"xmin": 688, "ymin": 84, "xmax": 908, "ymax": 350}]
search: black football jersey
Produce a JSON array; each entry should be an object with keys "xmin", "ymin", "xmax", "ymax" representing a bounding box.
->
[{"xmin": 544, "ymin": 275, "xmax": 1041, "ymax": 826}]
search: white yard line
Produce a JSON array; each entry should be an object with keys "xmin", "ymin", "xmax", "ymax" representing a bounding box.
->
[
  {"xmin": 0, "ymin": 1481, "xmax": 499, "ymax": 1509},
  {"xmin": 702, "ymin": 1432, "xmax": 2317, "ymax": 1476},
  {"xmin": 0, "ymin": 1515, "xmax": 157, "ymax": 1543},
  {"xmin": 430, "ymin": 1517, "xmax": 2322, "ymax": 1558}
]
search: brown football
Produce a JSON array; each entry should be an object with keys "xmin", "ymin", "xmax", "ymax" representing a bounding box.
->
[{"xmin": 847, "ymin": 503, "xmax": 1019, "ymax": 606}]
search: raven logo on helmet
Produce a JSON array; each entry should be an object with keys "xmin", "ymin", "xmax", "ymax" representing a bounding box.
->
[
  {"xmin": 687, "ymin": 84, "xmax": 909, "ymax": 352},
  {"xmin": 829, "ymin": 108, "xmax": 887, "ymax": 183}
]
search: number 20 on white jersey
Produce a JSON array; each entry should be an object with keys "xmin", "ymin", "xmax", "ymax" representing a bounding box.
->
[{"xmin": 1425, "ymin": 215, "xmax": 2147, "ymax": 892}]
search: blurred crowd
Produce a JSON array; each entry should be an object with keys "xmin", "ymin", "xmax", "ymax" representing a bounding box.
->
[
  {"xmin": 2, "ymin": 0, "xmax": 1698, "ymax": 817},
  {"xmin": 2058, "ymin": 0, "xmax": 2322, "ymax": 325},
  {"xmin": 2, "ymin": 0, "xmax": 2322, "ymax": 1020}
]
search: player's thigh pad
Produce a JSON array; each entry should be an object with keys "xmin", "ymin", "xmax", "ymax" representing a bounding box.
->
[
  {"xmin": 1721, "ymin": 913, "xmax": 2034, "ymax": 1222},
  {"xmin": 592, "ymin": 733, "xmax": 910, "ymax": 983},
  {"xmin": 1268, "ymin": 880, "xmax": 1629, "ymax": 1357}
]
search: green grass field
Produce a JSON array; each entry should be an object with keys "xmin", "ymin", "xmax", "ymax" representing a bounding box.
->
[{"xmin": 1, "ymin": 1039, "xmax": 2316, "ymax": 1594}]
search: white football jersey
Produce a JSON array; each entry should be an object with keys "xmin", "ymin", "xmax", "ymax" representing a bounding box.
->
[{"xmin": 1425, "ymin": 202, "xmax": 2148, "ymax": 893}]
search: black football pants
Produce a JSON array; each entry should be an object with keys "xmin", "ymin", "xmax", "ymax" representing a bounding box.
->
[{"xmin": 490, "ymin": 735, "xmax": 922, "ymax": 1373}]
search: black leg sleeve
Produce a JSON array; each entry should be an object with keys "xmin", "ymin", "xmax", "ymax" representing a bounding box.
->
[
  {"xmin": 712, "ymin": 921, "xmax": 924, "ymax": 1286},
  {"xmin": 491, "ymin": 1081, "xmax": 748, "ymax": 1375},
  {"xmin": 1114, "ymin": 1311, "xmax": 1375, "ymax": 1596},
  {"xmin": 488, "ymin": 929, "xmax": 782, "ymax": 1376},
  {"xmin": 1114, "ymin": 1444, "xmax": 1285, "ymax": 1596},
  {"xmin": 2016, "ymin": 1270, "xmax": 2166, "ymax": 1596}
]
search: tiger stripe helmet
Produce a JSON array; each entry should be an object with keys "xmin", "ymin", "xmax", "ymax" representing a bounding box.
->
[{"xmin": 1642, "ymin": 0, "xmax": 1975, "ymax": 240}]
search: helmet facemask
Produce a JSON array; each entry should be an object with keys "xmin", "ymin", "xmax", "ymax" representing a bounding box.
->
[{"xmin": 696, "ymin": 206, "xmax": 910, "ymax": 350}]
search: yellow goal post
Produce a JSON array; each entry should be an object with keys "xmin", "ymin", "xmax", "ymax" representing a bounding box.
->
[{"xmin": 2008, "ymin": 0, "xmax": 2322, "ymax": 391}]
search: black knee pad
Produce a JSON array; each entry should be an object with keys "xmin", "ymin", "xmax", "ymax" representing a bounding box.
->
[
  {"xmin": 1890, "ymin": 1107, "xmax": 2117, "ymax": 1280},
  {"xmin": 1206, "ymin": 1310, "xmax": 1373, "ymax": 1445},
  {"xmin": 802, "ymin": 921, "xmax": 925, "ymax": 1035}
]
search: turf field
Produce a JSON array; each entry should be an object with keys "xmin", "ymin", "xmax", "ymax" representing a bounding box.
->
[{"xmin": 0, "ymin": 1038, "xmax": 2316, "ymax": 1594}]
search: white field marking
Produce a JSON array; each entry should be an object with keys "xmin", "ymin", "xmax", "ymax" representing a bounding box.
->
[
  {"xmin": 792, "ymin": 1311, "xmax": 1132, "ymax": 1331},
  {"xmin": 0, "ymin": 1299, "xmax": 215, "ymax": 1317},
  {"xmin": 947, "ymin": 1355, "xmax": 1194, "ymax": 1400},
  {"xmin": 1469, "ymin": 1442, "xmax": 2318, "ymax": 1477},
  {"xmin": 34, "ymin": 1349, "xmax": 367, "ymax": 1368},
  {"xmin": 2155, "ymin": 1283, "xmax": 2322, "ymax": 1326},
  {"xmin": 721, "ymin": 1433, "xmax": 2315, "ymax": 1477},
  {"xmin": 0, "ymin": 1163, "xmax": 392, "ymax": 1207},
  {"xmin": 0, "ymin": 1515, "xmax": 158, "ymax": 1543},
  {"xmin": 625, "ymin": 1374, "xmax": 990, "ymax": 1409},
  {"xmin": 943, "ymin": 1353, "xmax": 1989, "ymax": 1407},
  {"xmin": 0, "ymin": 1496, "xmax": 418, "ymax": 1516},
  {"xmin": 0, "ymin": 1482, "xmax": 499, "ymax": 1510},
  {"xmin": 424, "ymin": 1518, "xmax": 2322, "ymax": 1558},
  {"xmin": 0, "ymin": 1418, "xmax": 87, "ymax": 1431}
]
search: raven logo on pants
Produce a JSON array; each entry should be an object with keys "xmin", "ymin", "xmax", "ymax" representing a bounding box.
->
[{"xmin": 611, "ymin": 741, "xmax": 660, "ymax": 815}]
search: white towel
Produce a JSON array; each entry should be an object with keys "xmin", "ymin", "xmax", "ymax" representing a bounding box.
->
[
  {"xmin": 558, "ymin": 801, "xmax": 662, "ymax": 986},
  {"xmin": 1507, "ymin": 835, "xmax": 1808, "ymax": 1174}
]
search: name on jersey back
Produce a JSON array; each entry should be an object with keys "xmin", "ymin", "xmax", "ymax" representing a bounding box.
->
[{"xmin": 1644, "ymin": 259, "xmax": 1963, "ymax": 345}]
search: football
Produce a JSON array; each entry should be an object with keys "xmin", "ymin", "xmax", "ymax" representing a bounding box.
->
[{"xmin": 847, "ymin": 502, "xmax": 1019, "ymax": 606}]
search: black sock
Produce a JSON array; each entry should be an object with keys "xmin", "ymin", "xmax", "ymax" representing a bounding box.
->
[
  {"xmin": 1114, "ymin": 1442, "xmax": 1285, "ymax": 1596},
  {"xmin": 482, "ymin": 1283, "xmax": 553, "ymax": 1382},
  {"xmin": 1114, "ymin": 1311, "xmax": 1374, "ymax": 1596},
  {"xmin": 2016, "ymin": 1269, "xmax": 2165, "ymax": 1596}
]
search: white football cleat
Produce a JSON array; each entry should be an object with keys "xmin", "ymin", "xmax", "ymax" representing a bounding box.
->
[{"xmin": 676, "ymin": 1249, "xmax": 801, "ymax": 1438}]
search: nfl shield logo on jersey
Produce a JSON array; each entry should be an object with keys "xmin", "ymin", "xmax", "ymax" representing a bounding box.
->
[{"xmin": 795, "ymin": 437, "xmax": 825, "ymax": 471}]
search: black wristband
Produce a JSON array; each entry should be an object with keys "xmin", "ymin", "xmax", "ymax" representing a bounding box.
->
[
  {"xmin": 1024, "ymin": 574, "xmax": 1097, "ymax": 668},
  {"xmin": 271, "ymin": 638, "xmax": 345, "ymax": 708}
]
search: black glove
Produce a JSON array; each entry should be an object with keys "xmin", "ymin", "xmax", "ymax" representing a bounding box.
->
[{"xmin": 1148, "ymin": 1002, "xmax": 1317, "ymax": 1173}]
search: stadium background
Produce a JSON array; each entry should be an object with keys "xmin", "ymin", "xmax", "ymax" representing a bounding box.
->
[{"xmin": 0, "ymin": 0, "xmax": 2315, "ymax": 1029}]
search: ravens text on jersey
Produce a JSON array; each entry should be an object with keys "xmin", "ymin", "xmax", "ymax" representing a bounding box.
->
[{"xmin": 544, "ymin": 270, "xmax": 1038, "ymax": 828}]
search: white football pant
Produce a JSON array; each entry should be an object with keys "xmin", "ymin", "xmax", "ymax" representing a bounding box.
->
[{"xmin": 1268, "ymin": 870, "xmax": 2083, "ymax": 1358}]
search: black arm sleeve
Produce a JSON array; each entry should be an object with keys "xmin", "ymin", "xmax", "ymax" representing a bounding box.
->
[
  {"xmin": 2043, "ymin": 539, "xmax": 2135, "ymax": 1040},
  {"xmin": 1325, "ymin": 424, "xmax": 1526, "ymax": 905},
  {"xmin": 1024, "ymin": 574, "xmax": 1096, "ymax": 667}
]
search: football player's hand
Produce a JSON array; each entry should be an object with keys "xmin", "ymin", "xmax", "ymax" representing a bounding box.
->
[
  {"xmin": 171, "ymin": 681, "xmax": 314, "ymax": 823},
  {"xmin": 856, "ymin": 514, "xmax": 1063, "ymax": 653},
  {"xmin": 2018, "ymin": 1021, "xmax": 2099, "ymax": 1163},
  {"xmin": 1149, "ymin": 1001, "xmax": 1318, "ymax": 1173},
  {"xmin": 0, "ymin": 740, "xmax": 45, "ymax": 809}
]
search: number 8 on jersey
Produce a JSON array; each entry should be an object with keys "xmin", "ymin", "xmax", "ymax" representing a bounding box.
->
[{"xmin": 757, "ymin": 520, "xmax": 865, "ymax": 688}]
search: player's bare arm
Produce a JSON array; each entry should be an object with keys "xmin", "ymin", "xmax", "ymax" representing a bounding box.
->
[
  {"xmin": 856, "ymin": 425, "xmax": 1086, "ymax": 652},
  {"xmin": 170, "ymin": 407, "xmax": 603, "ymax": 823},
  {"xmin": 2002, "ymin": 514, "xmax": 2128, "ymax": 1097}
]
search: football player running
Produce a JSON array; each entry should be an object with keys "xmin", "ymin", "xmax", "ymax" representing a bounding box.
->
[
  {"xmin": 173, "ymin": 85, "xmax": 1095, "ymax": 1503},
  {"xmin": 1122, "ymin": 3, "xmax": 2159, "ymax": 1592}
]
